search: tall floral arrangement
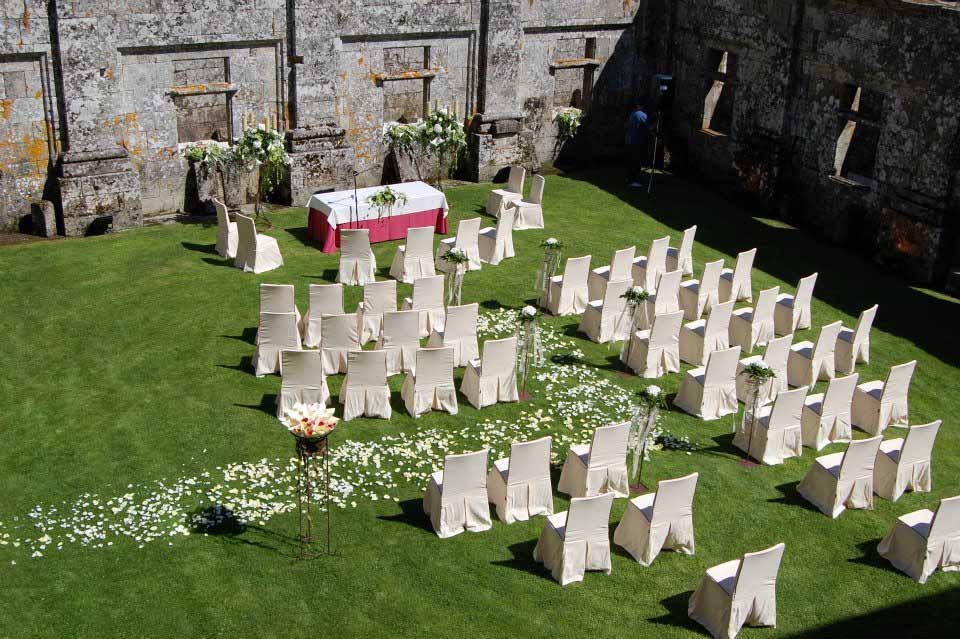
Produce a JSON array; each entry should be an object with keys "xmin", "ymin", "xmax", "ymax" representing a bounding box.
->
[
  {"xmin": 620, "ymin": 286, "xmax": 651, "ymax": 361},
  {"xmin": 383, "ymin": 121, "xmax": 430, "ymax": 181},
  {"xmin": 739, "ymin": 361, "xmax": 777, "ymax": 463},
  {"xmin": 440, "ymin": 248, "xmax": 469, "ymax": 305},
  {"xmin": 515, "ymin": 305, "xmax": 544, "ymax": 397},
  {"xmin": 423, "ymin": 106, "xmax": 467, "ymax": 191},
  {"xmin": 536, "ymin": 238, "xmax": 564, "ymax": 309},
  {"xmin": 629, "ymin": 385, "xmax": 666, "ymax": 488},
  {"xmin": 554, "ymin": 107, "xmax": 583, "ymax": 142},
  {"xmin": 233, "ymin": 116, "xmax": 291, "ymax": 223}
]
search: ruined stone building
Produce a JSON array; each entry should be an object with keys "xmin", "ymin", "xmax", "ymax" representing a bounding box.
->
[{"xmin": 0, "ymin": 1, "xmax": 958, "ymax": 284}]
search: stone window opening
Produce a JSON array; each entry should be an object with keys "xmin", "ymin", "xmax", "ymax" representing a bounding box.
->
[
  {"xmin": 832, "ymin": 84, "xmax": 882, "ymax": 187},
  {"xmin": 551, "ymin": 37, "xmax": 599, "ymax": 111},
  {"xmin": 170, "ymin": 57, "xmax": 235, "ymax": 145},
  {"xmin": 701, "ymin": 49, "xmax": 737, "ymax": 136},
  {"xmin": 379, "ymin": 46, "xmax": 433, "ymax": 123}
]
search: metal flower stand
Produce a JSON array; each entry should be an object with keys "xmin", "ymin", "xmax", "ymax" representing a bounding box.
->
[{"xmin": 295, "ymin": 435, "xmax": 333, "ymax": 559}]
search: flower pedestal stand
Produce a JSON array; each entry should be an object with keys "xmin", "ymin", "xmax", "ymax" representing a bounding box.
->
[{"xmin": 295, "ymin": 435, "xmax": 333, "ymax": 559}]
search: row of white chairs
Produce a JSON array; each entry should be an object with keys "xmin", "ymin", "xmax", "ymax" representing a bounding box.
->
[
  {"xmin": 214, "ymin": 199, "xmax": 284, "ymax": 274},
  {"xmin": 486, "ymin": 165, "xmax": 546, "ymax": 230}
]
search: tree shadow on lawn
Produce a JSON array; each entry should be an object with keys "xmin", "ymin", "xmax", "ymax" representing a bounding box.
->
[
  {"xmin": 180, "ymin": 241, "xmax": 217, "ymax": 254},
  {"xmin": 221, "ymin": 326, "xmax": 258, "ymax": 345},
  {"xmin": 377, "ymin": 498, "xmax": 434, "ymax": 535},
  {"xmin": 769, "ymin": 481, "xmax": 821, "ymax": 514},
  {"xmin": 490, "ymin": 539, "xmax": 555, "ymax": 582},
  {"xmin": 647, "ymin": 590, "xmax": 703, "ymax": 633},
  {"xmin": 848, "ymin": 537, "xmax": 905, "ymax": 577}
]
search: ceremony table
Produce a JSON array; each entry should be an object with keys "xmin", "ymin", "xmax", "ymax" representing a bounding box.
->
[{"xmin": 306, "ymin": 181, "xmax": 449, "ymax": 253}]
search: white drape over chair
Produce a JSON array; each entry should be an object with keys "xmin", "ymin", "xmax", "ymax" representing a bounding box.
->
[
  {"xmin": 636, "ymin": 269, "xmax": 682, "ymax": 330},
  {"xmin": 786, "ymin": 320, "xmax": 841, "ymax": 388},
  {"xmin": 487, "ymin": 436, "xmax": 553, "ymax": 524},
  {"xmin": 874, "ymin": 419, "xmax": 941, "ymax": 502},
  {"xmin": 680, "ymin": 299, "xmax": 735, "ymax": 366},
  {"xmin": 836, "ymin": 304, "xmax": 877, "ymax": 374},
  {"xmin": 633, "ymin": 236, "xmax": 670, "ymax": 292},
  {"xmin": 461, "ymin": 336, "xmax": 519, "ymax": 409},
  {"xmin": 719, "ymin": 247, "xmax": 757, "ymax": 303},
  {"xmin": 319, "ymin": 312, "xmax": 360, "ymax": 374},
  {"xmin": 666, "ymin": 225, "xmax": 696, "ymax": 276},
  {"xmin": 400, "ymin": 275, "xmax": 445, "ymax": 338},
  {"xmin": 512, "ymin": 174, "xmax": 545, "ymax": 230},
  {"xmin": 424, "ymin": 449, "xmax": 492, "ymax": 539},
  {"xmin": 557, "ymin": 422, "xmax": 630, "ymax": 498},
  {"xmin": 729, "ymin": 286, "xmax": 778, "ymax": 354},
  {"xmin": 257, "ymin": 284, "xmax": 301, "ymax": 345},
  {"xmin": 376, "ymin": 310, "xmax": 422, "ymax": 376},
  {"xmin": 852, "ymin": 360, "xmax": 916, "ymax": 435},
  {"xmin": 340, "ymin": 349, "xmax": 391, "ymax": 421},
  {"xmin": 774, "ymin": 272, "xmax": 817, "ymax": 335},
  {"xmin": 797, "ymin": 436, "xmax": 882, "ymax": 518},
  {"xmin": 801, "ymin": 373, "xmax": 858, "ymax": 450},
  {"xmin": 688, "ymin": 543, "xmax": 786, "ymax": 639},
  {"xmin": 436, "ymin": 217, "xmax": 482, "ymax": 272},
  {"xmin": 733, "ymin": 387, "xmax": 806, "ymax": 465},
  {"xmin": 234, "ymin": 214, "xmax": 283, "ymax": 274},
  {"xmin": 213, "ymin": 198, "xmax": 237, "ymax": 259},
  {"xmin": 389, "ymin": 225, "xmax": 436, "ymax": 283},
  {"xmin": 337, "ymin": 228, "xmax": 377, "ymax": 286},
  {"xmin": 253, "ymin": 312, "xmax": 301, "ymax": 377},
  {"xmin": 675, "ymin": 346, "xmax": 741, "ymax": 420},
  {"xmin": 276, "ymin": 350, "xmax": 329, "ymax": 418},
  {"xmin": 478, "ymin": 205, "xmax": 516, "ymax": 266},
  {"xmin": 579, "ymin": 278, "xmax": 632, "ymax": 343},
  {"xmin": 533, "ymin": 492, "xmax": 615, "ymax": 586},
  {"xmin": 878, "ymin": 495, "xmax": 960, "ymax": 584},
  {"xmin": 427, "ymin": 302, "xmax": 479, "ymax": 366},
  {"xmin": 614, "ymin": 472, "xmax": 699, "ymax": 566},
  {"xmin": 736, "ymin": 335, "xmax": 791, "ymax": 405},
  {"xmin": 358, "ymin": 279, "xmax": 397, "ymax": 345},
  {"xmin": 486, "ymin": 165, "xmax": 525, "ymax": 216},
  {"xmin": 587, "ymin": 246, "xmax": 635, "ymax": 302},
  {"xmin": 623, "ymin": 310, "xmax": 683, "ymax": 378},
  {"xmin": 302, "ymin": 283, "xmax": 344, "ymax": 348},
  {"xmin": 680, "ymin": 259, "xmax": 724, "ymax": 321},
  {"xmin": 545, "ymin": 255, "xmax": 592, "ymax": 316},
  {"xmin": 401, "ymin": 347, "xmax": 458, "ymax": 417}
]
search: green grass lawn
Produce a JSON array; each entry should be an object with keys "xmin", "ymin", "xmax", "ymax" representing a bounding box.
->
[{"xmin": 1, "ymin": 172, "xmax": 959, "ymax": 637}]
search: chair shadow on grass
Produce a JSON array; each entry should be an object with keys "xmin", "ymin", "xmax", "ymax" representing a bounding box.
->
[
  {"xmin": 221, "ymin": 326, "xmax": 257, "ymax": 345},
  {"xmin": 848, "ymin": 538, "xmax": 902, "ymax": 576},
  {"xmin": 702, "ymin": 433, "xmax": 744, "ymax": 460},
  {"xmin": 377, "ymin": 499, "xmax": 434, "ymax": 535},
  {"xmin": 234, "ymin": 394, "xmax": 277, "ymax": 417},
  {"xmin": 647, "ymin": 590, "xmax": 703, "ymax": 633},
  {"xmin": 201, "ymin": 256, "xmax": 236, "ymax": 268},
  {"xmin": 217, "ymin": 355, "xmax": 254, "ymax": 375},
  {"xmin": 490, "ymin": 539, "xmax": 555, "ymax": 582},
  {"xmin": 768, "ymin": 481, "xmax": 821, "ymax": 514},
  {"xmin": 180, "ymin": 241, "xmax": 217, "ymax": 254},
  {"xmin": 303, "ymin": 268, "xmax": 340, "ymax": 282}
]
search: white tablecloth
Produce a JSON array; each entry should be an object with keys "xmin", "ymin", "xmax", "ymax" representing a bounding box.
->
[{"xmin": 306, "ymin": 181, "xmax": 449, "ymax": 229}]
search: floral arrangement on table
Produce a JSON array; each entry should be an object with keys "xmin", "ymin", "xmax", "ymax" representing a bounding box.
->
[
  {"xmin": 536, "ymin": 238, "xmax": 564, "ymax": 308},
  {"xmin": 441, "ymin": 248, "xmax": 469, "ymax": 305},
  {"xmin": 280, "ymin": 402, "xmax": 339, "ymax": 440},
  {"xmin": 554, "ymin": 107, "xmax": 583, "ymax": 142},
  {"xmin": 366, "ymin": 186, "xmax": 409, "ymax": 220},
  {"xmin": 233, "ymin": 117, "xmax": 291, "ymax": 223},
  {"xmin": 629, "ymin": 385, "xmax": 666, "ymax": 487},
  {"xmin": 516, "ymin": 305, "xmax": 544, "ymax": 397},
  {"xmin": 381, "ymin": 106, "xmax": 466, "ymax": 190}
]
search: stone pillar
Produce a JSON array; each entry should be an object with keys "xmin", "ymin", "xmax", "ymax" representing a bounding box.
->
[{"xmin": 58, "ymin": 148, "xmax": 142, "ymax": 236}]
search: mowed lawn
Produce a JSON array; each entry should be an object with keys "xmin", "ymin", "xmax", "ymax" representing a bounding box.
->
[{"xmin": 1, "ymin": 172, "xmax": 959, "ymax": 638}]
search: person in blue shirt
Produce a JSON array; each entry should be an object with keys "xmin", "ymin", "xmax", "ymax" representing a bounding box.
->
[{"xmin": 625, "ymin": 102, "xmax": 651, "ymax": 187}]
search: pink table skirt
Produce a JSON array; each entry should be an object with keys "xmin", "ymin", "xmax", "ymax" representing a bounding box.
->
[{"xmin": 307, "ymin": 207, "xmax": 448, "ymax": 253}]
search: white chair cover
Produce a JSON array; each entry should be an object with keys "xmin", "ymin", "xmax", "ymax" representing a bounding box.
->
[
  {"xmin": 257, "ymin": 284, "xmax": 302, "ymax": 342},
  {"xmin": 319, "ymin": 312, "xmax": 360, "ymax": 374},
  {"xmin": 801, "ymin": 373, "xmax": 858, "ymax": 450},
  {"xmin": 513, "ymin": 174, "xmax": 545, "ymax": 230},
  {"xmin": 878, "ymin": 495, "xmax": 960, "ymax": 584},
  {"xmin": 337, "ymin": 228, "xmax": 377, "ymax": 286},
  {"xmin": 614, "ymin": 472, "xmax": 698, "ymax": 566},
  {"xmin": 679, "ymin": 259, "xmax": 724, "ymax": 320},
  {"xmin": 401, "ymin": 347, "xmax": 458, "ymax": 417},
  {"xmin": 680, "ymin": 299, "xmax": 734, "ymax": 366},
  {"xmin": 636, "ymin": 269, "xmax": 683, "ymax": 330},
  {"xmin": 276, "ymin": 350, "xmax": 329, "ymax": 418},
  {"xmin": 546, "ymin": 255, "xmax": 592, "ymax": 316},
  {"xmin": 786, "ymin": 320, "xmax": 841, "ymax": 388},
  {"xmin": 533, "ymin": 492, "xmax": 615, "ymax": 586},
  {"xmin": 478, "ymin": 206, "xmax": 516, "ymax": 266},
  {"xmin": 719, "ymin": 247, "xmax": 757, "ymax": 303},
  {"xmin": 587, "ymin": 245, "xmax": 635, "ymax": 301},
  {"xmin": 487, "ymin": 436, "xmax": 553, "ymax": 524},
  {"xmin": 733, "ymin": 387, "xmax": 806, "ymax": 465},
  {"xmin": 624, "ymin": 310, "xmax": 684, "ymax": 378},
  {"xmin": 774, "ymin": 272, "xmax": 817, "ymax": 335},
  {"xmin": 486, "ymin": 165, "xmax": 525, "ymax": 216},
  {"xmin": 339, "ymin": 349, "xmax": 391, "ymax": 421},
  {"xmin": 729, "ymin": 286, "xmax": 778, "ymax": 354},
  {"xmin": 424, "ymin": 449, "xmax": 492, "ymax": 538},
  {"xmin": 253, "ymin": 312, "xmax": 301, "ymax": 377},
  {"xmin": 580, "ymin": 278, "xmax": 632, "ymax": 343},
  {"xmin": 874, "ymin": 419, "xmax": 941, "ymax": 501},
  {"xmin": 688, "ymin": 543, "xmax": 786, "ymax": 639},
  {"xmin": 666, "ymin": 225, "xmax": 696, "ymax": 276},
  {"xmin": 461, "ymin": 336, "xmax": 520, "ymax": 408},
  {"xmin": 797, "ymin": 436, "xmax": 882, "ymax": 517},
  {"xmin": 852, "ymin": 360, "xmax": 916, "ymax": 435},
  {"xmin": 389, "ymin": 225, "xmax": 436, "ymax": 283},
  {"xmin": 376, "ymin": 310, "xmax": 422, "ymax": 376},
  {"xmin": 234, "ymin": 214, "xmax": 283, "ymax": 274},
  {"xmin": 427, "ymin": 302, "xmax": 479, "ymax": 366},
  {"xmin": 557, "ymin": 422, "xmax": 630, "ymax": 498},
  {"xmin": 400, "ymin": 275, "xmax": 446, "ymax": 338},
  {"xmin": 633, "ymin": 236, "xmax": 670, "ymax": 292},
  {"xmin": 836, "ymin": 304, "xmax": 878, "ymax": 374},
  {"xmin": 302, "ymin": 283, "xmax": 344, "ymax": 348},
  {"xmin": 358, "ymin": 279, "xmax": 397, "ymax": 345},
  {"xmin": 213, "ymin": 198, "xmax": 237, "ymax": 259},
  {"xmin": 675, "ymin": 346, "xmax": 741, "ymax": 420},
  {"xmin": 736, "ymin": 335, "xmax": 792, "ymax": 405},
  {"xmin": 436, "ymin": 217, "xmax": 482, "ymax": 272}
]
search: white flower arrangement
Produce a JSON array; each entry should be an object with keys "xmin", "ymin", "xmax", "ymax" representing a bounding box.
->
[
  {"xmin": 521, "ymin": 305, "xmax": 538, "ymax": 319},
  {"xmin": 280, "ymin": 403, "xmax": 339, "ymax": 439}
]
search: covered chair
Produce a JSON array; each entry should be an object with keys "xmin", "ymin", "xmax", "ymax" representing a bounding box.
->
[
  {"xmin": 736, "ymin": 335, "xmax": 791, "ymax": 405},
  {"xmin": 801, "ymin": 373, "xmax": 858, "ymax": 450},
  {"xmin": 512, "ymin": 174, "xmax": 545, "ymax": 230},
  {"xmin": 786, "ymin": 320, "xmax": 841, "ymax": 388},
  {"xmin": 545, "ymin": 255, "xmax": 592, "ymax": 316},
  {"xmin": 614, "ymin": 472, "xmax": 699, "ymax": 566},
  {"xmin": 733, "ymin": 387, "xmax": 807, "ymax": 465},
  {"xmin": 234, "ymin": 214, "xmax": 283, "ymax": 274},
  {"xmin": 797, "ymin": 436, "xmax": 882, "ymax": 518},
  {"xmin": 688, "ymin": 543, "xmax": 786, "ymax": 639},
  {"xmin": 557, "ymin": 422, "xmax": 630, "ymax": 498},
  {"xmin": 401, "ymin": 275, "xmax": 446, "ymax": 338},
  {"xmin": 276, "ymin": 350, "xmax": 329, "ymax": 418},
  {"xmin": 339, "ymin": 349, "xmax": 391, "ymax": 421},
  {"xmin": 679, "ymin": 259, "xmax": 724, "ymax": 321},
  {"xmin": 852, "ymin": 360, "xmax": 917, "ymax": 435},
  {"xmin": 427, "ymin": 302, "xmax": 479, "ymax": 366},
  {"xmin": 389, "ymin": 225, "xmax": 436, "ymax": 283},
  {"xmin": 533, "ymin": 492, "xmax": 615, "ymax": 586},
  {"xmin": 436, "ymin": 217, "xmax": 482, "ymax": 272},
  {"xmin": 487, "ymin": 436, "xmax": 553, "ymax": 524},
  {"xmin": 401, "ymin": 347, "xmax": 458, "ymax": 417},
  {"xmin": 877, "ymin": 495, "xmax": 960, "ymax": 584},
  {"xmin": 623, "ymin": 310, "xmax": 684, "ymax": 378},
  {"xmin": 253, "ymin": 312, "xmax": 301, "ymax": 377},
  {"xmin": 486, "ymin": 165, "xmax": 525, "ymax": 216},
  {"xmin": 587, "ymin": 245, "xmax": 635, "ymax": 302},
  {"xmin": 774, "ymin": 272, "xmax": 817, "ymax": 335},
  {"xmin": 674, "ymin": 346, "xmax": 742, "ymax": 420},
  {"xmin": 256, "ymin": 284, "xmax": 301, "ymax": 345},
  {"xmin": 461, "ymin": 336, "xmax": 519, "ymax": 409},
  {"xmin": 729, "ymin": 286, "xmax": 778, "ymax": 354},
  {"xmin": 680, "ymin": 299, "xmax": 735, "ymax": 366},
  {"xmin": 579, "ymin": 278, "xmax": 632, "ymax": 343},
  {"xmin": 635, "ymin": 269, "xmax": 682, "ymax": 330},
  {"xmin": 301, "ymin": 283, "xmax": 344, "ymax": 348},
  {"xmin": 666, "ymin": 225, "xmax": 696, "ymax": 276},
  {"xmin": 337, "ymin": 228, "xmax": 377, "ymax": 286},
  {"xmin": 376, "ymin": 310, "xmax": 422, "ymax": 376},
  {"xmin": 836, "ymin": 304, "xmax": 878, "ymax": 374},
  {"xmin": 213, "ymin": 198, "xmax": 237, "ymax": 259},
  {"xmin": 633, "ymin": 236, "xmax": 670, "ymax": 292},
  {"xmin": 423, "ymin": 449, "xmax": 492, "ymax": 539},
  {"xmin": 358, "ymin": 279, "xmax": 397, "ymax": 345},
  {"xmin": 319, "ymin": 312, "xmax": 360, "ymax": 374},
  {"xmin": 719, "ymin": 247, "xmax": 757, "ymax": 303},
  {"xmin": 874, "ymin": 419, "xmax": 941, "ymax": 501},
  {"xmin": 478, "ymin": 205, "xmax": 516, "ymax": 266}
]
